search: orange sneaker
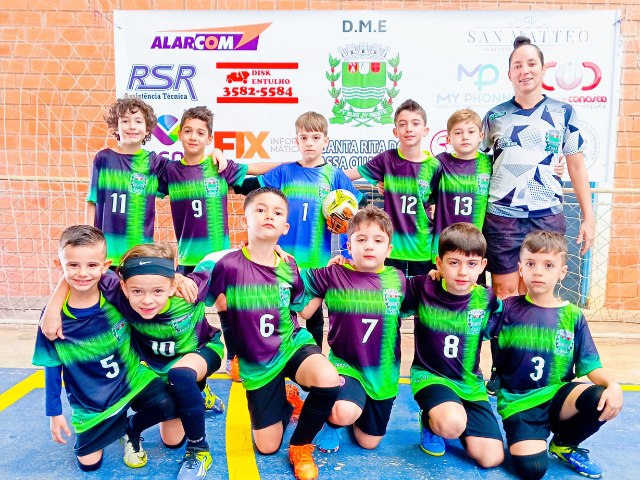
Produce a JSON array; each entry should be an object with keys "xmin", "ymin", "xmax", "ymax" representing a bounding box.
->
[
  {"xmin": 285, "ymin": 384, "xmax": 305, "ymax": 421},
  {"xmin": 227, "ymin": 356, "xmax": 241, "ymax": 383},
  {"xmin": 288, "ymin": 444, "xmax": 318, "ymax": 480}
]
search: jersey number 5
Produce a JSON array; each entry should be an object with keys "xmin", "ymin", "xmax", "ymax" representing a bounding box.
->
[{"xmin": 100, "ymin": 355, "xmax": 120, "ymax": 379}]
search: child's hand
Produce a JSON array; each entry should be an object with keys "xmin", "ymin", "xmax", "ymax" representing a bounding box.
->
[
  {"xmin": 553, "ymin": 155, "xmax": 565, "ymax": 176},
  {"xmin": 327, "ymin": 255, "xmax": 351, "ymax": 267},
  {"xmin": 50, "ymin": 415, "xmax": 71, "ymax": 444},
  {"xmin": 174, "ymin": 274, "xmax": 198, "ymax": 303},
  {"xmin": 427, "ymin": 269, "xmax": 441, "ymax": 281},
  {"xmin": 40, "ymin": 314, "xmax": 64, "ymax": 341},
  {"xmin": 275, "ymin": 245, "xmax": 291, "ymax": 262},
  {"xmin": 376, "ymin": 182, "xmax": 385, "ymax": 195},
  {"xmin": 597, "ymin": 382, "xmax": 624, "ymax": 421},
  {"xmin": 210, "ymin": 148, "xmax": 228, "ymax": 172}
]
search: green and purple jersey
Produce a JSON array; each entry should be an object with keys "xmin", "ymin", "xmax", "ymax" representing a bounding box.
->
[
  {"xmin": 87, "ymin": 148, "xmax": 167, "ymax": 264},
  {"xmin": 99, "ymin": 271, "xmax": 223, "ymax": 377},
  {"xmin": 301, "ymin": 264, "xmax": 406, "ymax": 400},
  {"xmin": 403, "ymin": 275, "xmax": 501, "ymax": 401},
  {"xmin": 258, "ymin": 162, "xmax": 361, "ymax": 269},
  {"xmin": 201, "ymin": 248, "xmax": 314, "ymax": 390},
  {"xmin": 32, "ymin": 294, "xmax": 156, "ymax": 433},
  {"xmin": 496, "ymin": 295, "xmax": 602, "ymax": 419},
  {"xmin": 430, "ymin": 152, "xmax": 492, "ymax": 262},
  {"xmin": 158, "ymin": 157, "xmax": 248, "ymax": 267},
  {"xmin": 358, "ymin": 149, "xmax": 439, "ymax": 262}
]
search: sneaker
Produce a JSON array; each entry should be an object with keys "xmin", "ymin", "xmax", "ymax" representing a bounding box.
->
[
  {"xmin": 202, "ymin": 384, "xmax": 225, "ymax": 413},
  {"xmin": 226, "ymin": 356, "xmax": 242, "ymax": 383},
  {"xmin": 289, "ymin": 444, "xmax": 318, "ymax": 480},
  {"xmin": 419, "ymin": 411, "xmax": 445, "ymax": 456},
  {"xmin": 314, "ymin": 424, "xmax": 341, "ymax": 453},
  {"xmin": 177, "ymin": 447, "xmax": 212, "ymax": 480},
  {"xmin": 486, "ymin": 366, "xmax": 500, "ymax": 396},
  {"xmin": 285, "ymin": 384, "xmax": 305, "ymax": 422},
  {"xmin": 549, "ymin": 440, "xmax": 603, "ymax": 479},
  {"xmin": 122, "ymin": 434, "xmax": 147, "ymax": 468}
]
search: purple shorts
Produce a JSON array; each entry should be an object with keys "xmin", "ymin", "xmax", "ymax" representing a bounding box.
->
[{"xmin": 483, "ymin": 213, "xmax": 566, "ymax": 274}]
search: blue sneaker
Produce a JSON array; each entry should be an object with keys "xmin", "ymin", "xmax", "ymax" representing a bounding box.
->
[
  {"xmin": 549, "ymin": 440, "xmax": 603, "ymax": 479},
  {"xmin": 419, "ymin": 411, "xmax": 445, "ymax": 456},
  {"xmin": 177, "ymin": 447, "xmax": 212, "ymax": 480},
  {"xmin": 202, "ymin": 384, "xmax": 225, "ymax": 414},
  {"xmin": 314, "ymin": 424, "xmax": 341, "ymax": 453}
]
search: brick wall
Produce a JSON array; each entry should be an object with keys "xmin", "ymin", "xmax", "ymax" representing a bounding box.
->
[{"xmin": 1, "ymin": 0, "xmax": 638, "ymax": 316}]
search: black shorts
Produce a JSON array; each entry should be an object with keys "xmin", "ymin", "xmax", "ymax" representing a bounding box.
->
[
  {"xmin": 75, "ymin": 377, "xmax": 174, "ymax": 456},
  {"xmin": 385, "ymin": 259, "xmax": 434, "ymax": 277},
  {"xmin": 415, "ymin": 384, "xmax": 503, "ymax": 441},
  {"xmin": 193, "ymin": 345, "xmax": 223, "ymax": 390},
  {"xmin": 483, "ymin": 212, "xmax": 566, "ymax": 275},
  {"xmin": 502, "ymin": 382, "xmax": 580, "ymax": 447},
  {"xmin": 338, "ymin": 375, "xmax": 395, "ymax": 437},
  {"xmin": 246, "ymin": 344, "xmax": 322, "ymax": 430}
]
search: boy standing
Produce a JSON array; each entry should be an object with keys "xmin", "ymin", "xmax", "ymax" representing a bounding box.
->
[
  {"xmin": 496, "ymin": 231, "xmax": 622, "ymax": 480},
  {"xmin": 237, "ymin": 112, "xmax": 362, "ymax": 347},
  {"xmin": 32, "ymin": 225, "xmax": 181, "ymax": 471},
  {"xmin": 345, "ymin": 99, "xmax": 439, "ymax": 277},
  {"xmin": 201, "ymin": 188, "xmax": 341, "ymax": 480},
  {"xmin": 402, "ymin": 223, "xmax": 504, "ymax": 469},
  {"xmin": 300, "ymin": 206, "xmax": 406, "ymax": 453}
]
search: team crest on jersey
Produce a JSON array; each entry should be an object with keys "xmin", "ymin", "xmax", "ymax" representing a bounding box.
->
[
  {"xmin": 326, "ymin": 43, "xmax": 401, "ymax": 127},
  {"xmin": 204, "ymin": 177, "xmax": 220, "ymax": 197},
  {"xmin": 278, "ymin": 282, "xmax": 292, "ymax": 307},
  {"xmin": 318, "ymin": 183, "xmax": 331, "ymax": 203},
  {"xmin": 488, "ymin": 111, "xmax": 506, "ymax": 122},
  {"xmin": 383, "ymin": 289, "xmax": 401, "ymax": 315},
  {"xmin": 477, "ymin": 174, "xmax": 490, "ymax": 195},
  {"xmin": 555, "ymin": 329, "xmax": 574, "ymax": 356},
  {"xmin": 545, "ymin": 130, "xmax": 562, "ymax": 154},
  {"xmin": 466, "ymin": 309, "xmax": 485, "ymax": 334},
  {"xmin": 417, "ymin": 179, "xmax": 430, "ymax": 201},
  {"xmin": 112, "ymin": 319, "xmax": 127, "ymax": 344},
  {"xmin": 172, "ymin": 313, "xmax": 192, "ymax": 335},
  {"xmin": 129, "ymin": 173, "xmax": 148, "ymax": 194}
]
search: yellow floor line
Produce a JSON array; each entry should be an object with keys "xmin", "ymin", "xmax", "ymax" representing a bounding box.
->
[
  {"xmin": 0, "ymin": 370, "xmax": 44, "ymax": 412},
  {"xmin": 225, "ymin": 381, "xmax": 260, "ymax": 480}
]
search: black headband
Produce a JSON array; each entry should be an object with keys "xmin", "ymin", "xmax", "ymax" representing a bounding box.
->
[{"xmin": 120, "ymin": 257, "xmax": 175, "ymax": 280}]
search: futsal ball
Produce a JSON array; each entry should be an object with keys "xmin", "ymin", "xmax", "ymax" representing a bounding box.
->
[{"xmin": 321, "ymin": 189, "xmax": 358, "ymax": 220}]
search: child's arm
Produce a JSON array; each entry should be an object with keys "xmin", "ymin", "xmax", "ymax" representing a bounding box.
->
[
  {"xmin": 84, "ymin": 201, "xmax": 96, "ymax": 225},
  {"xmin": 45, "ymin": 365, "xmax": 71, "ymax": 444},
  {"xmin": 40, "ymin": 279, "xmax": 70, "ymax": 341},
  {"xmin": 343, "ymin": 168, "xmax": 363, "ymax": 181},
  {"xmin": 208, "ymin": 148, "xmax": 227, "ymax": 172},
  {"xmin": 586, "ymin": 368, "xmax": 624, "ymax": 421},
  {"xmin": 565, "ymin": 152, "xmax": 595, "ymax": 255},
  {"xmin": 299, "ymin": 297, "xmax": 322, "ymax": 320},
  {"xmin": 246, "ymin": 161, "xmax": 284, "ymax": 176}
]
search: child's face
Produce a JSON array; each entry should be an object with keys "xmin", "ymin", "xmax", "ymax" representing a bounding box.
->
[
  {"xmin": 508, "ymin": 45, "xmax": 546, "ymax": 98},
  {"xmin": 295, "ymin": 129, "xmax": 328, "ymax": 164},
  {"xmin": 244, "ymin": 192, "xmax": 290, "ymax": 241},
  {"xmin": 179, "ymin": 118, "xmax": 212, "ymax": 158},
  {"xmin": 121, "ymin": 275, "xmax": 176, "ymax": 319},
  {"xmin": 393, "ymin": 110, "xmax": 429, "ymax": 149},
  {"xmin": 518, "ymin": 248, "xmax": 567, "ymax": 297},
  {"xmin": 436, "ymin": 250, "xmax": 487, "ymax": 296},
  {"xmin": 55, "ymin": 244, "xmax": 111, "ymax": 294},
  {"xmin": 116, "ymin": 110, "xmax": 149, "ymax": 148},
  {"xmin": 447, "ymin": 120, "xmax": 483, "ymax": 159},
  {"xmin": 347, "ymin": 222, "xmax": 392, "ymax": 273}
]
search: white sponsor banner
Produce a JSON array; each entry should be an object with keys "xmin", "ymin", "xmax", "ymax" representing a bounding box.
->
[{"xmin": 114, "ymin": 10, "xmax": 621, "ymax": 183}]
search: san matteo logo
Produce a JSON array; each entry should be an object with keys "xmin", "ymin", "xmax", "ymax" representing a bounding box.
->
[{"xmin": 153, "ymin": 115, "xmax": 181, "ymax": 145}]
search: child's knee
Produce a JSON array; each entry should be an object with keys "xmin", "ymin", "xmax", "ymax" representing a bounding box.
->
[
  {"xmin": 576, "ymin": 385, "xmax": 606, "ymax": 416},
  {"xmin": 330, "ymin": 401, "xmax": 361, "ymax": 426},
  {"xmin": 472, "ymin": 447, "xmax": 504, "ymax": 469},
  {"xmin": 511, "ymin": 452, "xmax": 548, "ymax": 480},
  {"xmin": 431, "ymin": 414, "xmax": 466, "ymax": 439},
  {"xmin": 254, "ymin": 436, "xmax": 282, "ymax": 455},
  {"xmin": 354, "ymin": 428, "xmax": 382, "ymax": 450},
  {"xmin": 76, "ymin": 450, "xmax": 103, "ymax": 472}
]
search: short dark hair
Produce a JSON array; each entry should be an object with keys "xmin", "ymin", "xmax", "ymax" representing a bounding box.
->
[
  {"xmin": 508, "ymin": 36, "xmax": 544, "ymax": 68},
  {"xmin": 520, "ymin": 230, "xmax": 568, "ymax": 264},
  {"xmin": 180, "ymin": 106, "xmax": 214, "ymax": 135},
  {"xmin": 244, "ymin": 187, "xmax": 288, "ymax": 211},
  {"xmin": 347, "ymin": 205, "xmax": 393, "ymax": 240},
  {"xmin": 394, "ymin": 99, "xmax": 427, "ymax": 125},
  {"xmin": 104, "ymin": 97, "xmax": 157, "ymax": 144},
  {"xmin": 58, "ymin": 225, "xmax": 106, "ymax": 253},
  {"xmin": 438, "ymin": 223, "xmax": 486, "ymax": 258}
]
